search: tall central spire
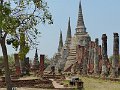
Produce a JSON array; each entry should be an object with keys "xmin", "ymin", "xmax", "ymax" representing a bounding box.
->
[{"xmin": 76, "ymin": 0, "xmax": 86, "ymax": 34}]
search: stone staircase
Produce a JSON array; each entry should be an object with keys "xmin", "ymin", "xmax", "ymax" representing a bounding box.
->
[{"xmin": 64, "ymin": 45, "xmax": 77, "ymax": 71}]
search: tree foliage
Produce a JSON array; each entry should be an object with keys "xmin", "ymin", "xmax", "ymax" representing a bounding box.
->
[{"xmin": 0, "ymin": 0, "xmax": 53, "ymax": 59}]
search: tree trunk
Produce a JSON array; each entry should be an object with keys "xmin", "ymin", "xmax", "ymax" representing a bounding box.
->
[
  {"xmin": 20, "ymin": 32, "xmax": 26, "ymax": 75},
  {"xmin": 1, "ymin": 38, "xmax": 12, "ymax": 90}
]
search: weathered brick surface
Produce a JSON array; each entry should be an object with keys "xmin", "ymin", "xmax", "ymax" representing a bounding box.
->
[
  {"xmin": 42, "ymin": 75, "xmax": 63, "ymax": 79},
  {"xmin": 0, "ymin": 79, "xmax": 54, "ymax": 88},
  {"xmin": 39, "ymin": 55, "xmax": 45, "ymax": 75}
]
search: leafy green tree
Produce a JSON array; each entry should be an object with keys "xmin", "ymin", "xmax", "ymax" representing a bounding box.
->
[{"xmin": 0, "ymin": 0, "xmax": 52, "ymax": 89}]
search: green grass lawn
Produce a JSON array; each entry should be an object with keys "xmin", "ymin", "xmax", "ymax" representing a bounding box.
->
[
  {"xmin": 62, "ymin": 80, "xmax": 69, "ymax": 84},
  {"xmin": 80, "ymin": 76, "xmax": 120, "ymax": 90},
  {"xmin": 62, "ymin": 76, "xmax": 120, "ymax": 90}
]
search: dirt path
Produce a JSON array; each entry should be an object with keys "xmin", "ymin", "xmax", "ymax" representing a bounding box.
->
[
  {"xmin": 18, "ymin": 76, "xmax": 39, "ymax": 80},
  {"xmin": 50, "ymin": 79, "xmax": 64, "ymax": 88},
  {"xmin": 0, "ymin": 88, "xmax": 57, "ymax": 90}
]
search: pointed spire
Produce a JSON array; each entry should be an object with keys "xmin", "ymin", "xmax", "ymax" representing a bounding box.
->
[
  {"xmin": 77, "ymin": 0, "xmax": 85, "ymax": 27},
  {"xmin": 35, "ymin": 48, "xmax": 38, "ymax": 60},
  {"xmin": 66, "ymin": 17, "xmax": 71, "ymax": 43},
  {"xmin": 76, "ymin": 0, "xmax": 86, "ymax": 34},
  {"xmin": 58, "ymin": 30, "xmax": 63, "ymax": 52}
]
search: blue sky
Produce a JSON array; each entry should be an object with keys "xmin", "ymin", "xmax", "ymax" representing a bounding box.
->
[{"xmin": 0, "ymin": 0, "xmax": 120, "ymax": 59}]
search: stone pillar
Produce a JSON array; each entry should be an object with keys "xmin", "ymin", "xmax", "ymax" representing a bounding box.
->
[
  {"xmin": 76, "ymin": 45, "xmax": 84, "ymax": 74},
  {"xmin": 111, "ymin": 33, "xmax": 119, "ymax": 77},
  {"xmin": 98, "ymin": 45, "xmax": 102, "ymax": 74},
  {"xmin": 91, "ymin": 42, "xmax": 95, "ymax": 65},
  {"xmin": 101, "ymin": 34, "xmax": 108, "ymax": 77},
  {"xmin": 88, "ymin": 41, "xmax": 95, "ymax": 74},
  {"xmin": 25, "ymin": 57, "xmax": 30, "ymax": 75},
  {"xmin": 39, "ymin": 54, "xmax": 45, "ymax": 75},
  {"xmin": 76, "ymin": 45, "xmax": 84, "ymax": 64},
  {"xmin": 14, "ymin": 54, "xmax": 21, "ymax": 76},
  {"xmin": 88, "ymin": 42, "xmax": 92, "ymax": 74},
  {"xmin": 94, "ymin": 38, "xmax": 99, "ymax": 75},
  {"xmin": 20, "ymin": 58, "xmax": 26, "ymax": 75}
]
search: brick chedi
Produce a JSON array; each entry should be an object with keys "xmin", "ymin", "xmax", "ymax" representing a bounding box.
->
[
  {"xmin": 45, "ymin": 17, "xmax": 72, "ymax": 73},
  {"xmin": 64, "ymin": 1, "xmax": 91, "ymax": 72},
  {"xmin": 59, "ymin": 17, "xmax": 72, "ymax": 70},
  {"xmin": 61, "ymin": 17, "xmax": 72, "ymax": 61},
  {"xmin": 33, "ymin": 48, "xmax": 39, "ymax": 70},
  {"xmin": 45, "ymin": 31, "xmax": 63, "ymax": 73},
  {"xmin": 44, "ymin": 0, "xmax": 120, "ymax": 79},
  {"xmin": 47, "ymin": 0, "xmax": 120, "ymax": 77}
]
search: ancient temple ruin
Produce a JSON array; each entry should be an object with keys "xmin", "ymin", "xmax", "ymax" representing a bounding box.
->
[
  {"xmin": 64, "ymin": 1, "xmax": 91, "ymax": 72},
  {"xmin": 45, "ymin": 1, "xmax": 90, "ymax": 73},
  {"xmin": 45, "ymin": 1, "xmax": 120, "ymax": 77}
]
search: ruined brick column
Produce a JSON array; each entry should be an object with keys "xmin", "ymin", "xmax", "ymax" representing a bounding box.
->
[
  {"xmin": 25, "ymin": 57, "xmax": 30, "ymax": 75},
  {"xmin": 76, "ymin": 45, "xmax": 85, "ymax": 74},
  {"xmin": 88, "ymin": 42, "xmax": 92, "ymax": 74},
  {"xmin": 20, "ymin": 59, "xmax": 25, "ymax": 75},
  {"xmin": 88, "ymin": 41, "xmax": 95, "ymax": 74},
  {"xmin": 94, "ymin": 38, "xmax": 99, "ymax": 75},
  {"xmin": 91, "ymin": 42, "xmax": 95, "ymax": 65},
  {"xmin": 101, "ymin": 34, "xmax": 108, "ymax": 77},
  {"xmin": 98, "ymin": 45, "xmax": 102, "ymax": 74},
  {"xmin": 14, "ymin": 54, "xmax": 21, "ymax": 76},
  {"xmin": 82, "ymin": 47, "xmax": 88, "ymax": 75},
  {"xmin": 39, "ymin": 54, "xmax": 45, "ymax": 75},
  {"xmin": 111, "ymin": 33, "xmax": 119, "ymax": 77}
]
